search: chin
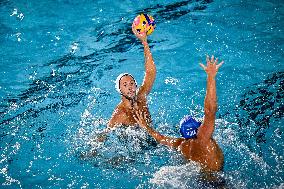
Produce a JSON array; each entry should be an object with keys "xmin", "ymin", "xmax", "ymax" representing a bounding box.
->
[
  {"xmin": 128, "ymin": 93, "xmax": 136, "ymax": 99},
  {"xmin": 129, "ymin": 95, "xmax": 136, "ymax": 99}
]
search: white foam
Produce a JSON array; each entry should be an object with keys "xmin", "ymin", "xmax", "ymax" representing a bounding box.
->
[{"xmin": 150, "ymin": 162, "xmax": 201, "ymax": 189}]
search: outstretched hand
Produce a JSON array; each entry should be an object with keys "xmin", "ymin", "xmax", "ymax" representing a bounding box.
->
[
  {"xmin": 132, "ymin": 23, "xmax": 147, "ymax": 44},
  {"xmin": 133, "ymin": 110, "xmax": 148, "ymax": 129},
  {"xmin": 199, "ymin": 55, "xmax": 224, "ymax": 77}
]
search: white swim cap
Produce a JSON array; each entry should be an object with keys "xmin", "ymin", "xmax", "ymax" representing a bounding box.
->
[{"xmin": 115, "ymin": 73, "xmax": 137, "ymax": 93}]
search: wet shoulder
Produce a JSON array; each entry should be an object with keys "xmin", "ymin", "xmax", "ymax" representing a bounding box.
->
[{"xmin": 109, "ymin": 105, "xmax": 129, "ymax": 127}]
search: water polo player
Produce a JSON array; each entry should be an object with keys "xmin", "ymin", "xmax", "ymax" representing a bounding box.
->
[
  {"xmin": 134, "ymin": 56, "xmax": 224, "ymax": 172},
  {"xmin": 106, "ymin": 14, "xmax": 157, "ymax": 130}
]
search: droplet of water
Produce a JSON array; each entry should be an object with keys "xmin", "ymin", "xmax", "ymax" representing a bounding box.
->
[{"xmin": 70, "ymin": 42, "xmax": 79, "ymax": 53}]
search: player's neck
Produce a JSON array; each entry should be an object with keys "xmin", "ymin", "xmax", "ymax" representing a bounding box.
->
[{"xmin": 121, "ymin": 95, "xmax": 137, "ymax": 109}]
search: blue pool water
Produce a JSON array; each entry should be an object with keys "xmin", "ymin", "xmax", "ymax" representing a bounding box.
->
[{"xmin": 1, "ymin": 0, "xmax": 283, "ymax": 188}]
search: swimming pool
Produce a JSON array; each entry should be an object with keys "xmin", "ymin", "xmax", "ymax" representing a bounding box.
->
[{"xmin": 1, "ymin": 0, "xmax": 283, "ymax": 188}]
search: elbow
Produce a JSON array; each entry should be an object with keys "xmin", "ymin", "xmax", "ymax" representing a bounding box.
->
[
  {"xmin": 107, "ymin": 119, "xmax": 116, "ymax": 129},
  {"xmin": 204, "ymin": 104, "xmax": 217, "ymax": 116},
  {"xmin": 146, "ymin": 64, "xmax": 156, "ymax": 73}
]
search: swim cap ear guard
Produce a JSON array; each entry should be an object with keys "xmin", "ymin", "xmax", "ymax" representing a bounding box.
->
[{"xmin": 179, "ymin": 116, "xmax": 202, "ymax": 139}]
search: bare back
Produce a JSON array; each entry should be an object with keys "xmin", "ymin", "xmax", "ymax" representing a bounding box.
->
[
  {"xmin": 134, "ymin": 55, "xmax": 224, "ymax": 172},
  {"xmin": 179, "ymin": 136, "xmax": 224, "ymax": 171}
]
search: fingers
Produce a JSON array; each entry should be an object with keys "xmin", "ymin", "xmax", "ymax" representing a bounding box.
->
[
  {"xmin": 206, "ymin": 55, "xmax": 220, "ymax": 63},
  {"xmin": 133, "ymin": 110, "xmax": 143, "ymax": 121},
  {"xmin": 138, "ymin": 110, "xmax": 143, "ymax": 119},
  {"xmin": 206, "ymin": 55, "xmax": 210, "ymax": 65},
  {"xmin": 214, "ymin": 58, "xmax": 218, "ymax": 65},
  {"xmin": 133, "ymin": 113, "xmax": 138, "ymax": 122},
  {"xmin": 205, "ymin": 55, "xmax": 222, "ymax": 64},
  {"xmin": 207, "ymin": 55, "xmax": 216, "ymax": 65},
  {"xmin": 132, "ymin": 26, "xmax": 147, "ymax": 43},
  {"xmin": 132, "ymin": 23, "xmax": 137, "ymax": 35},
  {"xmin": 199, "ymin": 63, "xmax": 206, "ymax": 70},
  {"xmin": 216, "ymin": 61, "xmax": 224, "ymax": 70},
  {"xmin": 133, "ymin": 110, "xmax": 149, "ymax": 129},
  {"xmin": 133, "ymin": 110, "xmax": 140, "ymax": 121},
  {"xmin": 144, "ymin": 112, "xmax": 147, "ymax": 120},
  {"xmin": 211, "ymin": 55, "xmax": 214, "ymax": 63},
  {"xmin": 202, "ymin": 55, "xmax": 223, "ymax": 71},
  {"xmin": 132, "ymin": 23, "xmax": 141, "ymax": 36}
]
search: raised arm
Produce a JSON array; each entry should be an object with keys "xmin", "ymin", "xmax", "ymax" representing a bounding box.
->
[
  {"xmin": 134, "ymin": 111, "xmax": 184, "ymax": 149},
  {"xmin": 132, "ymin": 26, "xmax": 156, "ymax": 96},
  {"xmin": 197, "ymin": 55, "xmax": 223, "ymax": 141}
]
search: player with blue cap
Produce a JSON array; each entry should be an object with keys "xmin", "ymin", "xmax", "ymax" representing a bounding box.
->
[
  {"xmin": 134, "ymin": 55, "xmax": 224, "ymax": 172},
  {"xmin": 179, "ymin": 116, "xmax": 202, "ymax": 139}
]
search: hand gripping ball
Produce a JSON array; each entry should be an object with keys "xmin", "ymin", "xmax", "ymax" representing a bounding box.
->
[{"xmin": 132, "ymin": 14, "xmax": 156, "ymax": 35}]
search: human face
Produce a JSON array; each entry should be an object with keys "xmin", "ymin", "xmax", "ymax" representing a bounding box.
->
[{"xmin": 119, "ymin": 75, "xmax": 137, "ymax": 99}]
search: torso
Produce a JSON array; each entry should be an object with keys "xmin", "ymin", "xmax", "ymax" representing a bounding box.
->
[
  {"xmin": 110, "ymin": 95, "xmax": 152, "ymax": 127},
  {"xmin": 179, "ymin": 138, "xmax": 224, "ymax": 171}
]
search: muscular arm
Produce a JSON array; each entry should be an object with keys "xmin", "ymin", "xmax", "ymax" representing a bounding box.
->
[
  {"xmin": 96, "ymin": 110, "xmax": 119, "ymax": 142},
  {"xmin": 97, "ymin": 108, "xmax": 126, "ymax": 142},
  {"xmin": 197, "ymin": 75, "xmax": 217, "ymax": 140},
  {"xmin": 145, "ymin": 125, "xmax": 184, "ymax": 148},
  {"xmin": 197, "ymin": 56, "xmax": 223, "ymax": 141},
  {"xmin": 138, "ymin": 41, "xmax": 156, "ymax": 96},
  {"xmin": 134, "ymin": 111, "xmax": 184, "ymax": 149},
  {"xmin": 131, "ymin": 26, "xmax": 156, "ymax": 96}
]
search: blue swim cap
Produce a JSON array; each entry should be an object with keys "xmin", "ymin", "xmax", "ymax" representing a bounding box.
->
[{"xmin": 179, "ymin": 116, "xmax": 201, "ymax": 139}]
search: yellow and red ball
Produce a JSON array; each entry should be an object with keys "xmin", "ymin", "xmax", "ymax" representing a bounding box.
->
[{"xmin": 132, "ymin": 14, "xmax": 156, "ymax": 35}]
